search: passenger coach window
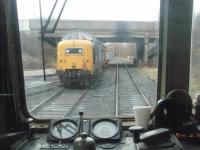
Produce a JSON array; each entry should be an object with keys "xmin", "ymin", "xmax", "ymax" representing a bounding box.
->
[
  {"xmin": 190, "ymin": 0, "xmax": 200, "ymax": 100},
  {"xmin": 17, "ymin": 0, "xmax": 160, "ymax": 119}
]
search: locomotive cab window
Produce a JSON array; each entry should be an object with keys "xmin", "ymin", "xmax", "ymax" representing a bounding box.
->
[
  {"xmin": 16, "ymin": 0, "xmax": 160, "ymax": 119},
  {"xmin": 2, "ymin": 0, "xmax": 200, "ymax": 149},
  {"xmin": 190, "ymin": 0, "xmax": 200, "ymax": 100}
]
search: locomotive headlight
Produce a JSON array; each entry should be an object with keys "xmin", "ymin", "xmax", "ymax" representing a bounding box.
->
[
  {"xmin": 66, "ymin": 49, "xmax": 70, "ymax": 53},
  {"xmin": 78, "ymin": 49, "xmax": 82, "ymax": 53}
]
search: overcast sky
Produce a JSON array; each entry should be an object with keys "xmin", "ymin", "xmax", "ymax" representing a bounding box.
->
[{"xmin": 17, "ymin": 0, "xmax": 200, "ymax": 21}]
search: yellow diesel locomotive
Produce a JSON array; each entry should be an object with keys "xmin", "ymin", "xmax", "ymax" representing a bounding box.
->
[{"xmin": 56, "ymin": 31, "xmax": 106, "ymax": 88}]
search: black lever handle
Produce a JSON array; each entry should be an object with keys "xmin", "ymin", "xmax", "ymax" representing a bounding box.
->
[
  {"xmin": 79, "ymin": 112, "xmax": 83, "ymax": 117},
  {"xmin": 129, "ymin": 126, "xmax": 145, "ymax": 143},
  {"xmin": 79, "ymin": 112, "xmax": 84, "ymax": 136},
  {"xmin": 140, "ymin": 128, "xmax": 170, "ymax": 145}
]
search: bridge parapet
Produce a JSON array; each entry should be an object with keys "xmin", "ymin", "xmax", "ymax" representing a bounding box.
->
[{"xmin": 27, "ymin": 19, "xmax": 158, "ymax": 38}]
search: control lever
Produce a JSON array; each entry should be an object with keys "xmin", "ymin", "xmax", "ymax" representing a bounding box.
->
[
  {"xmin": 73, "ymin": 132, "xmax": 96, "ymax": 150},
  {"xmin": 79, "ymin": 112, "xmax": 83, "ymax": 136},
  {"xmin": 129, "ymin": 126, "xmax": 145, "ymax": 143},
  {"xmin": 140, "ymin": 128, "xmax": 170, "ymax": 145},
  {"xmin": 129, "ymin": 126, "xmax": 171, "ymax": 145}
]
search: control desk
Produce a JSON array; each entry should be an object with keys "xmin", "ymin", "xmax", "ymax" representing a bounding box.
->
[{"xmin": 8, "ymin": 118, "xmax": 199, "ymax": 150}]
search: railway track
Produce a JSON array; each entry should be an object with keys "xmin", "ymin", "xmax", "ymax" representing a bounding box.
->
[
  {"xmin": 29, "ymin": 70, "xmax": 111, "ymax": 119},
  {"xmin": 65, "ymin": 68, "xmax": 116, "ymax": 118},
  {"xmin": 25, "ymin": 74, "xmax": 64, "ymax": 114},
  {"xmin": 30, "ymin": 88, "xmax": 64, "ymax": 113},
  {"xmin": 65, "ymin": 65, "xmax": 152, "ymax": 118},
  {"xmin": 30, "ymin": 88, "xmax": 87, "ymax": 119},
  {"xmin": 130, "ymin": 68, "xmax": 157, "ymax": 107},
  {"xmin": 115, "ymin": 63, "xmax": 151, "ymax": 117},
  {"xmin": 27, "ymin": 66, "xmax": 154, "ymax": 119},
  {"xmin": 66, "ymin": 68, "xmax": 115, "ymax": 118}
]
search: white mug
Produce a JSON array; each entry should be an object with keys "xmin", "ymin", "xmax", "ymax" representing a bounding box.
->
[{"xmin": 133, "ymin": 106, "xmax": 151, "ymax": 129}]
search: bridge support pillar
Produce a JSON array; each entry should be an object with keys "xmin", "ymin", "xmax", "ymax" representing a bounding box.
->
[
  {"xmin": 136, "ymin": 39, "xmax": 144, "ymax": 64},
  {"xmin": 143, "ymin": 37, "xmax": 149, "ymax": 63}
]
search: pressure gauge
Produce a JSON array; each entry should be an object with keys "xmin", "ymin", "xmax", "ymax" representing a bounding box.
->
[
  {"xmin": 51, "ymin": 120, "xmax": 78, "ymax": 139},
  {"xmin": 91, "ymin": 119, "xmax": 120, "ymax": 141},
  {"xmin": 48, "ymin": 119, "xmax": 79, "ymax": 142}
]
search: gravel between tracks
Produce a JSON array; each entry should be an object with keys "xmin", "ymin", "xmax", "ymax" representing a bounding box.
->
[{"xmin": 67, "ymin": 67, "xmax": 116, "ymax": 118}]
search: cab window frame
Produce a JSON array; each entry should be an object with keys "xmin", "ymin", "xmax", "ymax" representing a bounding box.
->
[{"xmin": 0, "ymin": 0, "xmax": 193, "ymax": 125}]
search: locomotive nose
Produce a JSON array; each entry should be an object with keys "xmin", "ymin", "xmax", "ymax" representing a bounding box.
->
[
  {"xmin": 83, "ymin": 59, "xmax": 87, "ymax": 69},
  {"xmin": 72, "ymin": 62, "xmax": 76, "ymax": 69}
]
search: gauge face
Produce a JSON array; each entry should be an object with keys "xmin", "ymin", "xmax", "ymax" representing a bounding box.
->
[
  {"xmin": 92, "ymin": 120, "xmax": 118, "ymax": 139},
  {"xmin": 52, "ymin": 120, "xmax": 78, "ymax": 139}
]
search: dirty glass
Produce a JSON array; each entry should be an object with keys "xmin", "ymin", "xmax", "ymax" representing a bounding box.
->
[
  {"xmin": 190, "ymin": 0, "xmax": 200, "ymax": 101},
  {"xmin": 17, "ymin": 0, "xmax": 160, "ymax": 119}
]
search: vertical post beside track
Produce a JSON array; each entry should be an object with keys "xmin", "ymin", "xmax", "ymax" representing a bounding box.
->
[
  {"xmin": 39, "ymin": 0, "xmax": 46, "ymax": 81},
  {"xmin": 115, "ymin": 63, "xmax": 119, "ymax": 117}
]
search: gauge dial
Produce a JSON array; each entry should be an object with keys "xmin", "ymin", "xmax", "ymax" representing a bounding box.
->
[
  {"xmin": 52, "ymin": 120, "xmax": 78, "ymax": 139},
  {"xmin": 92, "ymin": 120, "xmax": 118, "ymax": 139}
]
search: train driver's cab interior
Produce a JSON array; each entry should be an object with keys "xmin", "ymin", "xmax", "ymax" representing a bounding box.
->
[{"xmin": 1, "ymin": 0, "xmax": 200, "ymax": 149}]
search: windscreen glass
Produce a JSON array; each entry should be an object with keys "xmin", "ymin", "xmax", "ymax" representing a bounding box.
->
[
  {"xmin": 190, "ymin": 0, "xmax": 200, "ymax": 100},
  {"xmin": 17, "ymin": 0, "xmax": 159, "ymax": 119}
]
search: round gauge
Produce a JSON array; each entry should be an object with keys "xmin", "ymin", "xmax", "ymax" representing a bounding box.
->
[
  {"xmin": 92, "ymin": 119, "xmax": 119, "ymax": 139},
  {"xmin": 51, "ymin": 119, "xmax": 78, "ymax": 139}
]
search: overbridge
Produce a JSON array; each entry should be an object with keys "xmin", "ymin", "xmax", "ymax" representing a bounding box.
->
[{"xmin": 19, "ymin": 19, "xmax": 159, "ymax": 62}]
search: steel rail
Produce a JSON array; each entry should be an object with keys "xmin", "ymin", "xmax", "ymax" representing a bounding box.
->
[
  {"xmin": 63, "ymin": 89, "xmax": 89, "ymax": 117},
  {"xmin": 124, "ymin": 64, "xmax": 151, "ymax": 106},
  {"xmin": 30, "ymin": 88, "xmax": 64, "ymax": 113}
]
